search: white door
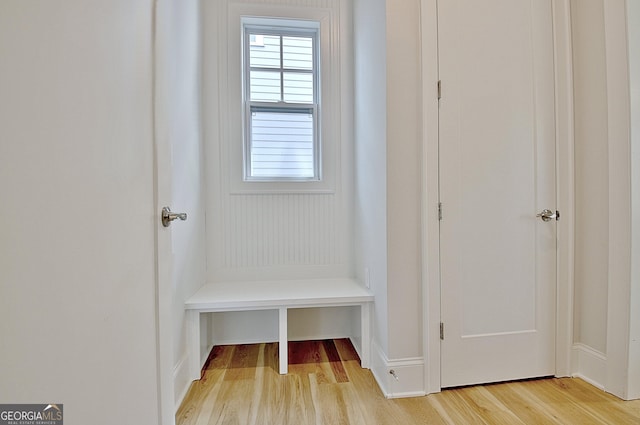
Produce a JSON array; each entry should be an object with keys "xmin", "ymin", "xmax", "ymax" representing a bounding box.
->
[
  {"xmin": 0, "ymin": 2, "xmax": 161, "ymax": 422},
  {"xmin": 439, "ymin": 0, "xmax": 557, "ymax": 388}
]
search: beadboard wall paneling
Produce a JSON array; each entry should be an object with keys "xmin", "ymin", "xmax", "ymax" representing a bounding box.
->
[
  {"xmin": 204, "ymin": 0, "xmax": 353, "ymax": 281},
  {"xmin": 221, "ymin": 193, "xmax": 342, "ymax": 268}
]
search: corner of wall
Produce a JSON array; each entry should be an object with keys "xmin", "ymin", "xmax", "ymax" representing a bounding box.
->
[
  {"xmin": 371, "ymin": 341, "xmax": 426, "ymax": 399},
  {"xmin": 571, "ymin": 343, "xmax": 607, "ymax": 390},
  {"xmin": 626, "ymin": 0, "xmax": 640, "ymax": 401}
]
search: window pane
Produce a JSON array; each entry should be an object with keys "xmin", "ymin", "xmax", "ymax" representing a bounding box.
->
[
  {"xmin": 249, "ymin": 34, "xmax": 264, "ymax": 46},
  {"xmin": 283, "ymin": 72, "xmax": 313, "ymax": 103},
  {"xmin": 250, "ymin": 70, "xmax": 281, "ymax": 102},
  {"xmin": 249, "ymin": 34, "xmax": 280, "ymax": 68},
  {"xmin": 250, "ymin": 109, "xmax": 315, "ymax": 178},
  {"xmin": 282, "ymin": 36, "xmax": 313, "ymax": 70}
]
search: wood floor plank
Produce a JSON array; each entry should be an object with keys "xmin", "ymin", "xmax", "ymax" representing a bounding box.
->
[
  {"xmin": 223, "ymin": 344, "xmax": 260, "ymax": 381},
  {"xmin": 336, "ymin": 380, "xmax": 371, "ymax": 425},
  {"xmin": 539, "ymin": 378, "xmax": 640, "ymax": 424},
  {"xmin": 208, "ymin": 376, "xmax": 256, "ymax": 425},
  {"xmin": 288, "ymin": 340, "xmax": 335, "ymax": 384},
  {"xmin": 322, "ymin": 339, "xmax": 349, "ymax": 383},
  {"xmin": 191, "ymin": 378, "xmax": 224, "ymax": 425},
  {"xmin": 288, "ymin": 340, "xmax": 321, "ymax": 365},
  {"xmin": 486, "ymin": 380, "xmax": 567, "ymax": 425},
  {"xmin": 432, "ymin": 388, "xmax": 491, "ymax": 425},
  {"xmin": 245, "ymin": 344, "xmax": 266, "ymax": 425},
  {"xmin": 176, "ymin": 345, "xmax": 235, "ymax": 425},
  {"xmin": 422, "ymin": 395, "xmax": 463, "ymax": 425},
  {"xmin": 256, "ymin": 372, "xmax": 311, "ymax": 425},
  {"xmin": 333, "ymin": 338, "xmax": 360, "ymax": 362},
  {"xmin": 392, "ymin": 395, "xmax": 449, "ymax": 425},
  {"xmin": 454, "ymin": 385, "xmax": 528, "ymax": 425},
  {"xmin": 509, "ymin": 380, "xmax": 619, "ymax": 425},
  {"xmin": 177, "ymin": 340, "xmax": 640, "ymax": 425},
  {"xmin": 309, "ymin": 374, "xmax": 352, "ymax": 425}
]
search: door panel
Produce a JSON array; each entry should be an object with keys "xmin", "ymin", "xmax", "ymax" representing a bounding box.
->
[{"xmin": 439, "ymin": 0, "xmax": 556, "ymax": 387}]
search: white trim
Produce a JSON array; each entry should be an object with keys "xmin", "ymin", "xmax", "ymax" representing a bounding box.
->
[
  {"xmin": 208, "ymin": 334, "xmax": 354, "ymax": 346},
  {"xmin": 385, "ymin": 358, "xmax": 427, "ymax": 399},
  {"xmin": 552, "ymin": 0, "xmax": 576, "ymax": 379},
  {"xmin": 371, "ymin": 342, "xmax": 390, "ymax": 396},
  {"xmin": 627, "ymin": 0, "xmax": 640, "ymax": 401},
  {"xmin": 571, "ymin": 343, "xmax": 607, "ymax": 391},
  {"xmin": 154, "ymin": 1, "xmax": 177, "ymax": 423},
  {"xmin": 371, "ymin": 341, "xmax": 426, "ymax": 399},
  {"xmin": 603, "ymin": 0, "xmax": 634, "ymax": 400},
  {"xmin": 242, "ymin": 21, "xmax": 321, "ymax": 182},
  {"xmin": 420, "ymin": 0, "xmax": 442, "ymax": 395},
  {"xmin": 173, "ymin": 354, "xmax": 190, "ymax": 414},
  {"xmin": 420, "ymin": 0, "xmax": 575, "ymax": 394}
]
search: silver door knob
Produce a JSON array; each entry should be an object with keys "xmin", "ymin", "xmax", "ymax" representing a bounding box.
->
[
  {"xmin": 162, "ymin": 206, "xmax": 187, "ymax": 227},
  {"xmin": 536, "ymin": 209, "xmax": 558, "ymax": 222}
]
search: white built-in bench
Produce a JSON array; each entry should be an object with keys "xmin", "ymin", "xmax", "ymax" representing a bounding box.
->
[{"xmin": 185, "ymin": 278, "xmax": 374, "ymax": 380}]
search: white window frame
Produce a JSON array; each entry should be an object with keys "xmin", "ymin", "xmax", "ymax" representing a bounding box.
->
[
  {"xmin": 223, "ymin": 5, "xmax": 337, "ymax": 194},
  {"xmin": 243, "ymin": 21, "xmax": 321, "ymax": 181}
]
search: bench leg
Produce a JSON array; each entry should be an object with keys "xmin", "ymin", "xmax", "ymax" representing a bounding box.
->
[
  {"xmin": 361, "ymin": 303, "xmax": 371, "ymax": 369},
  {"xmin": 186, "ymin": 309, "xmax": 201, "ymax": 381},
  {"xmin": 279, "ymin": 307, "xmax": 288, "ymax": 374}
]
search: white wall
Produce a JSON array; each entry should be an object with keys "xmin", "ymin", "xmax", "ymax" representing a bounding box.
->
[
  {"xmin": 626, "ymin": 0, "xmax": 640, "ymax": 399},
  {"xmin": 354, "ymin": 0, "xmax": 424, "ymax": 397},
  {"xmin": 570, "ymin": 0, "xmax": 610, "ymax": 357},
  {"xmin": 571, "ymin": 0, "xmax": 639, "ymax": 399},
  {"xmin": 353, "ymin": 0, "xmax": 389, "ymax": 359},
  {"xmin": 385, "ymin": 0, "xmax": 423, "ymax": 362},
  {"xmin": 155, "ymin": 0, "xmax": 208, "ymax": 409},
  {"xmin": 0, "ymin": 1, "xmax": 160, "ymax": 423}
]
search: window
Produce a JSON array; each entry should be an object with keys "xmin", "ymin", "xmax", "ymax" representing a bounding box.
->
[{"xmin": 243, "ymin": 21, "xmax": 320, "ymax": 181}]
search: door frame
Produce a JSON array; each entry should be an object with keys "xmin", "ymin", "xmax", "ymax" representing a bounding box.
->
[
  {"xmin": 420, "ymin": 0, "xmax": 575, "ymax": 393},
  {"xmin": 603, "ymin": 0, "xmax": 636, "ymax": 400},
  {"xmin": 154, "ymin": 0, "xmax": 176, "ymax": 423}
]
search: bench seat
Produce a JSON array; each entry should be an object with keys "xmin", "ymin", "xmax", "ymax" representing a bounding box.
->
[{"xmin": 185, "ymin": 278, "xmax": 374, "ymax": 379}]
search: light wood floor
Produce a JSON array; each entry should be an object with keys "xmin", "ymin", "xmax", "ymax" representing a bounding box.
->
[{"xmin": 176, "ymin": 339, "xmax": 640, "ymax": 425}]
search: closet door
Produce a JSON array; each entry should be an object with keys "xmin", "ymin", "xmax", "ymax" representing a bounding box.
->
[{"xmin": 438, "ymin": 0, "xmax": 557, "ymax": 387}]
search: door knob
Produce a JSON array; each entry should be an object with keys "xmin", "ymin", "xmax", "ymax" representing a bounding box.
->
[
  {"xmin": 536, "ymin": 209, "xmax": 558, "ymax": 222},
  {"xmin": 162, "ymin": 206, "xmax": 187, "ymax": 227}
]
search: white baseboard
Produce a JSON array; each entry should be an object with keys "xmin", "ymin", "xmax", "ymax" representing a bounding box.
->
[
  {"xmin": 208, "ymin": 337, "xmax": 280, "ymax": 346},
  {"xmin": 173, "ymin": 353, "xmax": 191, "ymax": 413},
  {"xmin": 200, "ymin": 343, "xmax": 214, "ymax": 371},
  {"xmin": 571, "ymin": 343, "xmax": 606, "ymax": 390},
  {"xmin": 371, "ymin": 341, "xmax": 426, "ymax": 399}
]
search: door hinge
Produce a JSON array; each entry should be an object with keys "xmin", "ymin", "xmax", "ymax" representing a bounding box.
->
[
  {"xmin": 437, "ymin": 80, "xmax": 442, "ymax": 100},
  {"xmin": 440, "ymin": 322, "xmax": 445, "ymax": 340},
  {"xmin": 438, "ymin": 202, "xmax": 443, "ymax": 221}
]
